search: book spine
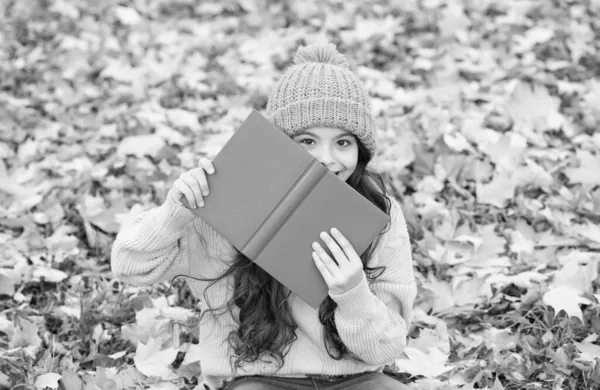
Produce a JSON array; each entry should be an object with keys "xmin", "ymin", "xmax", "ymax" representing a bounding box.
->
[{"xmin": 242, "ymin": 160, "xmax": 326, "ymax": 259}]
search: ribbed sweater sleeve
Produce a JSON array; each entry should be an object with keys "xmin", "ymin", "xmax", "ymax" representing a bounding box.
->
[
  {"xmin": 329, "ymin": 197, "xmax": 417, "ymax": 366},
  {"xmin": 110, "ymin": 192, "xmax": 204, "ymax": 286}
]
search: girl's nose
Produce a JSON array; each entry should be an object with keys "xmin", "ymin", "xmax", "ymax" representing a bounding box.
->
[{"xmin": 316, "ymin": 148, "xmax": 334, "ymax": 165}]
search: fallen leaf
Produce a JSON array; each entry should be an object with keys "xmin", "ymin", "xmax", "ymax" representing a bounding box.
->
[
  {"xmin": 505, "ymin": 82, "xmax": 561, "ymax": 137},
  {"xmin": 572, "ymin": 221, "xmax": 600, "ymax": 245},
  {"xmin": 481, "ymin": 328, "xmax": 518, "ymax": 351},
  {"xmin": 117, "ymin": 134, "xmax": 166, "ymax": 159},
  {"xmin": 59, "ymin": 370, "xmax": 83, "ymax": 390},
  {"xmin": 422, "ymin": 276, "xmax": 491, "ymax": 314},
  {"xmin": 551, "ymin": 252, "xmax": 598, "ymax": 293},
  {"xmin": 394, "ymin": 347, "xmax": 453, "ymax": 378},
  {"xmin": 10, "ymin": 317, "xmax": 42, "ymax": 357},
  {"xmin": 487, "ymin": 271, "xmax": 548, "ymax": 290},
  {"xmin": 32, "ymin": 267, "xmax": 69, "ymax": 283},
  {"xmin": 476, "ymin": 170, "xmax": 516, "ymax": 208},
  {"xmin": 133, "ymin": 337, "xmax": 178, "ymax": 380},
  {"xmin": 564, "ymin": 150, "xmax": 600, "ymax": 187},
  {"xmin": 34, "ymin": 373, "xmax": 62, "ymax": 390},
  {"xmin": 543, "ymin": 286, "xmax": 592, "ymax": 322},
  {"xmin": 114, "ymin": 6, "xmax": 142, "ymax": 25},
  {"xmin": 482, "ymin": 132, "xmax": 527, "ymax": 172},
  {"xmin": 575, "ymin": 341, "xmax": 600, "ymax": 364}
]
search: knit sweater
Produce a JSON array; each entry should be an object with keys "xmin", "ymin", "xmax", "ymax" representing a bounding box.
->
[{"xmin": 110, "ymin": 192, "xmax": 417, "ymax": 381}]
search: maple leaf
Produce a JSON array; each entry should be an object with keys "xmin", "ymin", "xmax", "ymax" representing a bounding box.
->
[
  {"xmin": 59, "ymin": 369, "xmax": 84, "ymax": 390},
  {"xmin": 551, "ymin": 251, "xmax": 598, "ymax": 293},
  {"xmin": 514, "ymin": 26, "xmax": 554, "ymax": 52},
  {"xmin": 571, "ymin": 222, "xmax": 600, "ymax": 246},
  {"xmin": 394, "ymin": 347, "xmax": 453, "ymax": 378},
  {"xmin": 476, "ymin": 170, "xmax": 516, "ymax": 208},
  {"xmin": 114, "ymin": 6, "xmax": 142, "ymax": 26},
  {"xmin": 0, "ymin": 372, "xmax": 10, "ymax": 389},
  {"xmin": 34, "ymin": 373, "xmax": 62, "ymax": 390},
  {"xmin": 422, "ymin": 276, "xmax": 492, "ymax": 314},
  {"xmin": 32, "ymin": 267, "xmax": 68, "ymax": 283},
  {"xmin": 48, "ymin": 0, "xmax": 80, "ymax": 19},
  {"xmin": 10, "ymin": 317, "xmax": 42, "ymax": 357},
  {"xmin": 575, "ymin": 340, "xmax": 600, "ymax": 364},
  {"xmin": 564, "ymin": 150, "xmax": 600, "ymax": 187},
  {"xmin": 505, "ymin": 82, "xmax": 562, "ymax": 144},
  {"xmin": 0, "ymin": 269, "xmax": 17, "ymax": 296},
  {"xmin": 480, "ymin": 328, "xmax": 518, "ymax": 351},
  {"xmin": 584, "ymin": 80, "xmax": 600, "ymax": 120},
  {"xmin": 512, "ymin": 158, "xmax": 554, "ymax": 189},
  {"xmin": 147, "ymin": 383, "xmax": 179, "ymax": 390},
  {"xmin": 474, "ymin": 224, "xmax": 507, "ymax": 262},
  {"xmin": 543, "ymin": 286, "xmax": 592, "ymax": 322},
  {"xmin": 165, "ymin": 108, "xmax": 201, "ymax": 132},
  {"xmin": 133, "ymin": 337, "xmax": 178, "ymax": 380},
  {"xmin": 117, "ymin": 134, "xmax": 166, "ymax": 159},
  {"xmin": 482, "ymin": 132, "xmax": 528, "ymax": 172},
  {"xmin": 76, "ymin": 195, "xmax": 125, "ymax": 234},
  {"xmin": 44, "ymin": 225, "xmax": 79, "ymax": 259},
  {"xmin": 181, "ymin": 343, "xmax": 203, "ymax": 366},
  {"xmin": 93, "ymin": 367, "xmax": 140, "ymax": 390},
  {"xmin": 506, "ymin": 229, "xmax": 535, "ymax": 255},
  {"xmin": 121, "ymin": 307, "xmax": 172, "ymax": 346},
  {"xmin": 460, "ymin": 378, "xmax": 506, "ymax": 390},
  {"xmin": 433, "ymin": 236, "xmax": 478, "ymax": 266},
  {"xmin": 487, "ymin": 271, "xmax": 548, "ymax": 290}
]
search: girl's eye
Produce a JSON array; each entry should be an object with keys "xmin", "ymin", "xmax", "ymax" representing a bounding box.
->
[{"xmin": 298, "ymin": 139, "xmax": 352, "ymax": 146}]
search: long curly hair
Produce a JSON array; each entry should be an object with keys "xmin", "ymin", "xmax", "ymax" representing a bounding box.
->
[{"xmin": 177, "ymin": 137, "xmax": 392, "ymax": 373}]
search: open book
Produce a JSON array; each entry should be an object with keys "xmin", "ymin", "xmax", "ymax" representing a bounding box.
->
[{"xmin": 181, "ymin": 109, "xmax": 390, "ymax": 309}]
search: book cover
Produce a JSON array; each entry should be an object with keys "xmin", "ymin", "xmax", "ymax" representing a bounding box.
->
[{"xmin": 181, "ymin": 109, "xmax": 390, "ymax": 309}]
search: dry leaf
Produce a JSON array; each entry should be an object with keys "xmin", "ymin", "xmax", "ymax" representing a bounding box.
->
[
  {"xmin": 564, "ymin": 150, "xmax": 600, "ymax": 187},
  {"xmin": 543, "ymin": 286, "xmax": 592, "ymax": 321},
  {"xmin": 34, "ymin": 373, "xmax": 62, "ymax": 390},
  {"xmin": 134, "ymin": 337, "xmax": 178, "ymax": 380},
  {"xmin": 394, "ymin": 347, "xmax": 453, "ymax": 378}
]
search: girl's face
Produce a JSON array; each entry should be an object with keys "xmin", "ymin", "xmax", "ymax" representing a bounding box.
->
[{"xmin": 292, "ymin": 127, "xmax": 358, "ymax": 182}]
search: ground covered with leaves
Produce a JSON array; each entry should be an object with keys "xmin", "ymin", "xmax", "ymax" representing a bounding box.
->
[{"xmin": 1, "ymin": 0, "xmax": 600, "ymax": 389}]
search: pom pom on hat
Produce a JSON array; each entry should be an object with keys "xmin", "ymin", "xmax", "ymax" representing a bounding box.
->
[{"xmin": 293, "ymin": 42, "xmax": 350, "ymax": 68}]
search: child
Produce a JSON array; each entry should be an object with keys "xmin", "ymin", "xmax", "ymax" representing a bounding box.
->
[{"xmin": 111, "ymin": 42, "xmax": 417, "ymax": 390}]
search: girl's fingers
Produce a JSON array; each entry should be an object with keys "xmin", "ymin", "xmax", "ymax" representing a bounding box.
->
[
  {"xmin": 190, "ymin": 169, "xmax": 210, "ymax": 197},
  {"xmin": 174, "ymin": 181, "xmax": 197, "ymax": 208},
  {"xmin": 199, "ymin": 158, "xmax": 216, "ymax": 175},
  {"xmin": 312, "ymin": 251, "xmax": 333, "ymax": 283},
  {"xmin": 319, "ymin": 231, "xmax": 349, "ymax": 265},
  {"xmin": 312, "ymin": 242, "xmax": 337, "ymax": 269},
  {"xmin": 170, "ymin": 188, "xmax": 183, "ymax": 206},
  {"xmin": 329, "ymin": 228, "xmax": 360, "ymax": 264},
  {"xmin": 177, "ymin": 174, "xmax": 203, "ymax": 208}
]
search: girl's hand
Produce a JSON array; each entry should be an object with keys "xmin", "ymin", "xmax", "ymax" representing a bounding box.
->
[
  {"xmin": 170, "ymin": 157, "xmax": 215, "ymax": 209},
  {"xmin": 312, "ymin": 228, "xmax": 365, "ymax": 296}
]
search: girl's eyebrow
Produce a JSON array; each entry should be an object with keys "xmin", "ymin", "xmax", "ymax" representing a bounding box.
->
[{"xmin": 295, "ymin": 131, "xmax": 352, "ymax": 139}]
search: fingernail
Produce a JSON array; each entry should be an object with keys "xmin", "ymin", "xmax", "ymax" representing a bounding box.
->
[
  {"xmin": 331, "ymin": 228, "xmax": 338, "ymax": 234},
  {"xmin": 198, "ymin": 201, "xmax": 204, "ymax": 207},
  {"xmin": 320, "ymin": 232, "xmax": 327, "ymax": 238}
]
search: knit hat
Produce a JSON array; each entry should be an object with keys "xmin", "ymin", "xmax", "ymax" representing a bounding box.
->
[{"xmin": 266, "ymin": 42, "xmax": 377, "ymax": 158}]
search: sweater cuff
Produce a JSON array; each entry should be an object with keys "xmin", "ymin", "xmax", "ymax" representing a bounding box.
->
[
  {"xmin": 329, "ymin": 273, "xmax": 378, "ymax": 320},
  {"xmin": 154, "ymin": 192, "xmax": 198, "ymax": 235}
]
